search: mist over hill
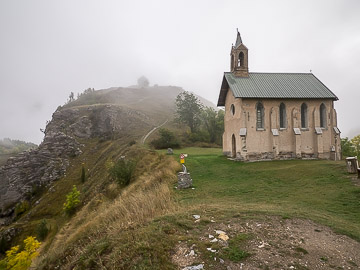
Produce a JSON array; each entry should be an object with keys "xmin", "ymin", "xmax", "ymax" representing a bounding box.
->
[
  {"xmin": 0, "ymin": 84, "xmax": 214, "ymax": 224},
  {"xmin": 0, "ymin": 139, "xmax": 37, "ymax": 166},
  {"xmin": 66, "ymin": 85, "xmax": 216, "ymax": 124}
]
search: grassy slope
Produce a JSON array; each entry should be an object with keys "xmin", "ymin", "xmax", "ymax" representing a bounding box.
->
[
  {"xmin": 19, "ymin": 146, "xmax": 359, "ymax": 269},
  {"xmin": 6, "ymin": 138, "xmax": 128, "ymax": 246},
  {"xmin": 166, "ymin": 148, "xmax": 360, "ymax": 240},
  {"xmin": 31, "ymin": 145, "xmax": 181, "ymax": 269}
]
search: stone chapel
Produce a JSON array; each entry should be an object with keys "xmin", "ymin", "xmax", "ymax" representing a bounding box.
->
[{"xmin": 217, "ymin": 31, "xmax": 341, "ymax": 161}]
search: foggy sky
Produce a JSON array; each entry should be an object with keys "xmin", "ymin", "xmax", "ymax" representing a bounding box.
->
[{"xmin": 1, "ymin": 0, "xmax": 359, "ymax": 144}]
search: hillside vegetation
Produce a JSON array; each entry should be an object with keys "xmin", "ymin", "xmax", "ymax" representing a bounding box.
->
[
  {"xmin": 1, "ymin": 86, "xmax": 359, "ymax": 269},
  {"xmin": 31, "ymin": 148, "xmax": 360, "ymax": 269}
]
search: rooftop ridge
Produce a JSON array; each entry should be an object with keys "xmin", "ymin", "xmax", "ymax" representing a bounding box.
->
[{"xmin": 224, "ymin": 72, "xmax": 314, "ymax": 75}]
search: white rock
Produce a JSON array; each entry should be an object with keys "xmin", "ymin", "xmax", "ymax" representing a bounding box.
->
[
  {"xmin": 209, "ymin": 234, "xmax": 214, "ymax": 239},
  {"xmin": 215, "ymin": 230, "xmax": 226, "ymax": 235},
  {"xmin": 193, "ymin": 215, "xmax": 201, "ymax": 220},
  {"xmin": 210, "ymin": 238, "xmax": 218, "ymax": 243},
  {"xmin": 182, "ymin": 264, "xmax": 204, "ymax": 270},
  {"xmin": 188, "ymin": 250, "xmax": 195, "ymax": 256}
]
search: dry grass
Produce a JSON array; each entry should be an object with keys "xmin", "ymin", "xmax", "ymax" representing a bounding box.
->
[{"xmin": 35, "ymin": 152, "xmax": 180, "ymax": 269}]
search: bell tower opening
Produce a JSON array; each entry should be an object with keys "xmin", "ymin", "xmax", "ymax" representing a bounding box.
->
[{"xmin": 238, "ymin": 52, "xmax": 244, "ymax": 67}]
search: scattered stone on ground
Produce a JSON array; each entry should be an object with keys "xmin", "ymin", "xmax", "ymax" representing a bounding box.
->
[
  {"xmin": 172, "ymin": 215, "xmax": 360, "ymax": 270},
  {"xmin": 182, "ymin": 264, "xmax": 204, "ymax": 270},
  {"xmin": 172, "ymin": 242, "xmax": 197, "ymax": 268}
]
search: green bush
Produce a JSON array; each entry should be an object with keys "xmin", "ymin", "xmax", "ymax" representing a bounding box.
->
[
  {"xmin": 150, "ymin": 129, "xmax": 180, "ymax": 149},
  {"xmin": 187, "ymin": 130, "xmax": 210, "ymax": 143},
  {"xmin": 14, "ymin": 201, "xmax": 30, "ymax": 217},
  {"xmin": 109, "ymin": 158, "xmax": 137, "ymax": 186},
  {"xmin": 63, "ymin": 185, "xmax": 81, "ymax": 216},
  {"xmin": 36, "ymin": 219, "xmax": 49, "ymax": 241},
  {"xmin": 129, "ymin": 140, "xmax": 136, "ymax": 146}
]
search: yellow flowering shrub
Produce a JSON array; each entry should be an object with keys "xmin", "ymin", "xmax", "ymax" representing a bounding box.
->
[{"xmin": 0, "ymin": 236, "xmax": 41, "ymax": 270}]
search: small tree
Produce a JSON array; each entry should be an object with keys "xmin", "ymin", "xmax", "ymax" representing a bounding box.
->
[
  {"xmin": 0, "ymin": 236, "xmax": 41, "ymax": 270},
  {"xmin": 175, "ymin": 91, "xmax": 203, "ymax": 133},
  {"xmin": 63, "ymin": 185, "xmax": 81, "ymax": 216},
  {"xmin": 341, "ymin": 137, "xmax": 355, "ymax": 158},
  {"xmin": 350, "ymin": 135, "xmax": 360, "ymax": 158},
  {"xmin": 137, "ymin": 76, "xmax": 149, "ymax": 88},
  {"xmin": 68, "ymin": 92, "xmax": 75, "ymax": 103},
  {"xmin": 80, "ymin": 165, "xmax": 86, "ymax": 183},
  {"xmin": 109, "ymin": 158, "xmax": 136, "ymax": 186},
  {"xmin": 36, "ymin": 219, "xmax": 49, "ymax": 241}
]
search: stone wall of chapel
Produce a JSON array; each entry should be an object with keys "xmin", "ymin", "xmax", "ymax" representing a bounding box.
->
[
  {"xmin": 223, "ymin": 96, "xmax": 340, "ymax": 160},
  {"xmin": 223, "ymin": 88, "xmax": 243, "ymax": 157}
]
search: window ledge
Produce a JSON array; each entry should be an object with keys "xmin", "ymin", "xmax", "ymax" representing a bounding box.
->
[
  {"xmin": 301, "ymin": 128, "xmax": 309, "ymax": 131},
  {"xmin": 279, "ymin": 128, "xmax": 287, "ymax": 131},
  {"xmin": 256, "ymin": 128, "xmax": 266, "ymax": 131}
]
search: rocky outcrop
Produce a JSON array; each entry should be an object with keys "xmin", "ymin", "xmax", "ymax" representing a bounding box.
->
[
  {"xmin": 0, "ymin": 104, "xmax": 151, "ymax": 221},
  {"xmin": 0, "ymin": 132, "xmax": 82, "ymax": 220}
]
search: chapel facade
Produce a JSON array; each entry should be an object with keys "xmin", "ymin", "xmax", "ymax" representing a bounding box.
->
[{"xmin": 217, "ymin": 31, "xmax": 341, "ymax": 161}]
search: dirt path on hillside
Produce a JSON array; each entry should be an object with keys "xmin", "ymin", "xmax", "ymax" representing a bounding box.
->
[
  {"xmin": 173, "ymin": 216, "xmax": 360, "ymax": 270},
  {"xmin": 142, "ymin": 119, "xmax": 168, "ymax": 144}
]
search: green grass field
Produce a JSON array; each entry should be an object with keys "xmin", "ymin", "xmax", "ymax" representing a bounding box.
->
[{"xmin": 160, "ymin": 147, "xmax": 360, "ymax": 240}]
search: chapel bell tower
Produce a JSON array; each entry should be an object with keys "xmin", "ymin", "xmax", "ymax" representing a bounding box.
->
[{"xmin": 230, "ymin": 30, "xmax": 249, "ymax": 77}]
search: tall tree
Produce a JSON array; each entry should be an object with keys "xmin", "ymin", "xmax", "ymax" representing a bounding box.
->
[
  {"xmin": 175, "ymin": 91, "xmax": 203, "ymax": 133},
  {"xmin": 202, "ymin": 108, "xmax": 224, "ymax": 144}
]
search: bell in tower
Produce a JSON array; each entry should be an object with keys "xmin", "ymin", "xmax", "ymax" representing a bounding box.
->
[{"xmin": 230, "ymin": 29, "xmax": 249, "ymax": 77}]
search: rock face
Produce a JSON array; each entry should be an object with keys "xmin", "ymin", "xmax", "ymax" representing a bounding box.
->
[
  {"xmin": 0, "ymin": 132, "xmax": 82, "ymax": 219},
  {"xmin": 0, "ymin": 104, "xmax": 151, "ymax": 220}
]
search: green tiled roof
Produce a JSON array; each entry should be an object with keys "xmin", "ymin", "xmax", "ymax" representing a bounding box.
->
[{"xmin": 218, "ymin": 72, "xmax": 338, "ymax": 106}]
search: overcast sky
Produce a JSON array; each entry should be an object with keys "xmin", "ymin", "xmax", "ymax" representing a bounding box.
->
[{"xmin": 0, "ymin": 0, "xmax": 359, "ymax": 144}]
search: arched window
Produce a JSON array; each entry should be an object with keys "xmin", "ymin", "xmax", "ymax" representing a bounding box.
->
[
  {"xmin": 238, "ymin": 52, "xmax": 244, "ymax": 67},
  {"xmin": 320, "ymin": 103, "xmax": 326, "ymax": 128},
  {"xmin": 279, "ymin": 103, "xmax": 286, "ymax": 128},
  {"xmin": 256, "ymin": 102, "xmax": 264, "ymax": 129},
  {"xmin": 301, "ymin": 103, "xmax": 308, "ymax": 128},
  {"xmin": 230, "ymin": 104, "xmax": 235, "ymax": 115}
]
